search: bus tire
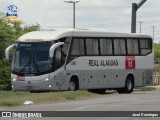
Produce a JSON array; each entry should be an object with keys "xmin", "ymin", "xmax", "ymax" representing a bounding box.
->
[
  {"xmin": 117, "ymin": 76, "xmax": 134, "ymax": 94},
  {"xmin": 69, "ymin": 76, "xmax": 79, "ymax": 91},
  {"xmin": 125, "ymin": 76, "xmax": 134, "ymax": 93}
]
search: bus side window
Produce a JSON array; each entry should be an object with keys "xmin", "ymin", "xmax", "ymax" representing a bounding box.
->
[
  {"xmin": 127, "ymin": 39, "xmax": 139, "ymax": 55},
  {"xmin": 100, "ymin": 39, "xmax": 113, "ymax": 55},
  {"xmin": 114, "ymin": 39, "xmax": 126, "ymax": 55},
  {"xmin": 140, "ymin": 39, "xmax": 152, "ymax": 55},
  {"xmin": 86, "ymin": 39, "xmax": 99, "ymax": 55},
  {"xmin": 71, "ymin": 38, "xmax": 85, "ymax": 59},
  {"xmin": 54, "ymin": 47, "xmax": 64, "ymax": 70}
]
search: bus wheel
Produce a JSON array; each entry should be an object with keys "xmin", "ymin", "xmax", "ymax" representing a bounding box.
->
[
  {"xmin": 69, "ymin": 81, "xmax": 76, "ymax": 91},
  {"xmin": 117, "ymin": 76, "xmax": 134, "ymax": 94},
  {"xmin": 69, "ymin": 78, "xmax": 79, "ymax": 91},
  {"xmin": 124, "ymin": 77, "xmax": 134, "ymax": 93}
]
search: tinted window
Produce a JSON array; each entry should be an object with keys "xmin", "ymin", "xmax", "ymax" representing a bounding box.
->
[
  {"xmin": 86, "ymin": 39, "xmax": 99, "ymax": 55},
  {"xmin": 13, "ymin": 43, "xmax": 52, "ymax": 74},
  {"xmin": 71, "ymin": 38, "xmax": 85, "ymax": 56},
  {"xmin": 140, "ymin": 39, "xmax": 151, "ymax": 49},
  {"xmin": 127, "ymin": 39, "xmax": 139, "ymax": 55},
  {"xmin": 100, "ymin": 39, "xmax": 113, "ymax": 55},
  {"xmin": 140, "ymin": 39, "xmax": 152, "ymax": 55},
  {"xmin": 54, "ymin": 47, "xmax": 62, "ymax": 70},
  {"xmin": 35, "ymin": 44, "xmax": 50, "ymax": 61},
  {"xmin": 114, "ymin": 39, "xmax": 126, "ymax": 55}
]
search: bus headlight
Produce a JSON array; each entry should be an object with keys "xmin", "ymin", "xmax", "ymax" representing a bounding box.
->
[
  {"xmin": 44, "ymin": 78, "xmax": 49, "ymax": 81},
  {"xmin": 12, "ymin": 78, "xmax": 16, "ymax": 81}
]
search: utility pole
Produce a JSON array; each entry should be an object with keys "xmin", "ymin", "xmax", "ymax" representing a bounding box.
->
[
  {"xmin": 138, "ymin": 21, "xmax": 143, "ymax": 33},
  {"xmin": 131, "ymin": 0, "xmax": 147, "ymax": 33},
  {"xmin": 151, "ymin": 26, "xmax": 156, "ymax": 40}
]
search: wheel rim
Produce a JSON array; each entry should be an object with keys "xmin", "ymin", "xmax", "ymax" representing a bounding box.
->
[
  {"xmin": 69, "ymin": 81, "xmax": 75, "ymax": 91},
  {"xmin": 126, "ymin": 79, "xmax": 132, "ymax": 91}
]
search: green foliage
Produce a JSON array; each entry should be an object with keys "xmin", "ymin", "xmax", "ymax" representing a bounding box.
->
[
  {"xmin": 0, "ymin": 101, "xmax": 20, "ymax": 107},
  {"xmin": 154, "ymin": 43, "xmax": 160, "ymax": 63},
  {"xmin": 154, "ymin": 64, "xmax": 160, "ymax": 72},
  {"xmin": 0, "ymin": 20, "xmax": 40, "ymax": 90},
  {"xmin": 0, "ymin": 65, "xmax": 11, "ymax": 90},
  {"xmin": 0, "ymin": 20, "xmax": 40, "ymax": 55},
  {"xmin": 0, "ymin": 21, "xmax": 15, "ymax": 51}
]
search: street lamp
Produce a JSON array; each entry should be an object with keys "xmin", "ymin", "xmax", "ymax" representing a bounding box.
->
[
  {"xmin": 64, "ymin": 0, "xmax": 80, "ymax": 29},
  {"xmin": 131, "ymin": 0, "xmax": 147, "ymax": 33}
]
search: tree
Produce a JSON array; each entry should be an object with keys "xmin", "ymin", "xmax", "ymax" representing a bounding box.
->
[
  {"xmin": 0, "ymin": 20, "xmax": 40, "ymax": 55},
  {"xmin": 0, "ymin": 20, "xmax": 40, "ymax": 90},
  {"xmin": 0, "ymin": 20, "xmax": 15, "ymax": 52},
  {"xmin": 154, "ymin": 43, "xmax": 160, "ymax": 64}
]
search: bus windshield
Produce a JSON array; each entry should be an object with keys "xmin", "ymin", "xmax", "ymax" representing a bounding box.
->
[{"xmin": 12, "ymin": 42, "xmax": 52, "ymax": 74}]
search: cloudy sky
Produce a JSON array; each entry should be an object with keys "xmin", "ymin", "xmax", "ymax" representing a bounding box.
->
[{"xmin": 0, "ymin": 0, "xmax": 160, "ymax": 42}]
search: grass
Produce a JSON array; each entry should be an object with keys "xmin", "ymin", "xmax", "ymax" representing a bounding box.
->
[
  {"xmin": 135, "ymin": 86, "xmax": 156, "ymax": 91},
  {"xmin": 0, "ymin": 86, "xmax": 157, "ymax": 107},
  {"xmin": 0, "ymin": 90, "xmax": 98, "ymax": 107}
]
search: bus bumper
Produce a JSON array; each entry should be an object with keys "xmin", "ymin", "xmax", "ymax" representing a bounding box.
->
[{"xmin": 11, "ymin": 74, "xmax": 54, "ymax": 91}]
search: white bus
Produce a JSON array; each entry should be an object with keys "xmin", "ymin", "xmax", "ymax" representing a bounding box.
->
[{"xmin": 5, "ymin": 29, "xmax": 153, "ymax": 93}]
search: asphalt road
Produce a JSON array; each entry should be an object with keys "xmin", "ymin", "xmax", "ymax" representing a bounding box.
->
[{"xmin": 1, "ymin": 88, "xmax": 160, "ymax": 120}]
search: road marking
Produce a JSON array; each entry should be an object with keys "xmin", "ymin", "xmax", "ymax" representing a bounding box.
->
[{"xmin": 63, "ymin": 104, "xmax": 102, "ymax": 111}]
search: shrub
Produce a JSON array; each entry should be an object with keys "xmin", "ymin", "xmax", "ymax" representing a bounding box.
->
[{"xmin": 0, "ymin": 63, "xmax": 11, "ymax": 90}]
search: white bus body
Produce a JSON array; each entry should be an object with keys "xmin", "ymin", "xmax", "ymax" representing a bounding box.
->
[{"xmin": 5, "ymin": 29, "xmax": 153, "ymax": 93}]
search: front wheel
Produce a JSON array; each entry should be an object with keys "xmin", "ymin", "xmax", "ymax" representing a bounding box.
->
[
  {"xmin": 69, "ymin": 81, "xmax": 76, "ymax": 91},
  {"xmin": 69, "ymin": 80, "xmax": 79, "ymax": 91}
]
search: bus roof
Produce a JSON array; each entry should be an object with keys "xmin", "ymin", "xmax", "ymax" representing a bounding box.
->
[{"xmin": 17, "ymin": 28, "xmax": 152, "ymax": 42}]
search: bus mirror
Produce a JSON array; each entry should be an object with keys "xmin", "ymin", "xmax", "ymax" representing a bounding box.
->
[
  {"xmin": 5, "ymin": 44, "xmax": 15, "ymax": 60},
  {"xmin": 49, "ymin": 42, "xmax": 64, "ymax": 58}
]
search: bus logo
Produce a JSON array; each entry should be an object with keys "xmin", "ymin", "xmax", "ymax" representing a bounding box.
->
[{"xmin": 125, "ymin": 56, "xmax": 136, "ymax": 69}]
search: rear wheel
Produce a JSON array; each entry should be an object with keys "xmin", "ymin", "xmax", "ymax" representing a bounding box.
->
[
  {"xmin": 125, "ymin": 77, "xmax": 133, "ymax": 93},
  {"xmin": 117, "ymin": 76, "xmax": 134, "ymax": 94}
]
